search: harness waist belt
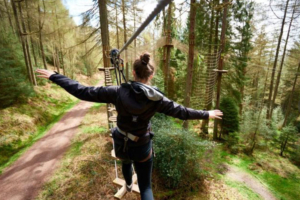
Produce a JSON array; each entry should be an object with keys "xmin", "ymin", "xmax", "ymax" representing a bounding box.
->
[{"xmin": 117, "ymin": 127, "xmax": 139, "ymax": 142}]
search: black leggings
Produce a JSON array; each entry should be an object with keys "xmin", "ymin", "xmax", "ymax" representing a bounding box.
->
[
  {"xmin": 113, "ymin": 136, "xmax": 154, "ymax": 200},
  {"xmin": 122, "ymin": 155, "xmax": 154, "ymax": 200}
]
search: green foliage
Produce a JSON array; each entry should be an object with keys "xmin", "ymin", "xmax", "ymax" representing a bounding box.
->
[
  {"xmin": 279, "ymin": 124, "xmax": 298, "ymax": 156},
  {"xmin": 220, "ymin": 97, "xmax": 239, "ymax": 136},
  {"xmin": 152, "ymin": 114, "xmax": 218, "ymax": 189},
  {"xmin": 225, "ymin": 132, "xmax": 240, "ymax": 154},
  {"xmin": 291, "ymin": 145, "xmax": 300, "ymax": 166},
  {"xmin": 0, "ymin": 31, "xmax": 33, "ymax": 108}
]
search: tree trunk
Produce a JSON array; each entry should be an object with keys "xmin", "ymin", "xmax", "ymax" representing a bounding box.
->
[
  {"xmin": 98, "ymin": 0, "xmax": 110, "ymax": 69},
  {"xmin": 280, "ymin": 134, "xmax": 289, "ymax": 156},
  {"xmin": 183, "ymin": 0, "xmax": 197, "ymax": 129},
  {"xmin": 11, "ymin": 0, "xmax": 32, "ymax": 84},
  {"xmin": 201, "ymin": 0, "xmax": 216, "ymax": 134},
  {"xmin": 121, "ymin": 0, "xmax": 128, "ymax": 80},
  {"xmin": 164, "ymin": 3, "xmax": 173, "ymax": 96},
  {"xmin": 4, "ymin": 0, "xmax": 15, "ymax": 34},
  {"xmin": 115, "ymin": 0, "xmax": 120, "ymax": 49},
  {"xmin": 38, "ymin": 3, "xmax": 47, "ymax": 70},
  {"xmin": 25, "ymin": 0, "xmax": 38, "ymax": 68},
  {"xmin": 213, "ymin": 0, "xmax": 229, "ymax": 140},
  {"xmin": 133, "ymin": 0, "xmax": 137, "ymax": 59},
  {"xmin": 18, "ymin": 1, "xmax": 37, "ymax": 86},
  {"xmin": 270, "ymin": 0, "xmax": 296, "ymax": 118},
  {"xmin": 267, "ymin": 0, "xmax": 290, "ymax": 119},
  {"xmin": 55, "ymin": 4, "xmax": 65, "ymax": 75}
]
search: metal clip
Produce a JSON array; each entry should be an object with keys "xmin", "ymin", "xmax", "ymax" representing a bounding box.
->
[{"xmin": 123, "ymin": 135, "xmax": 128, "ymax": 152}]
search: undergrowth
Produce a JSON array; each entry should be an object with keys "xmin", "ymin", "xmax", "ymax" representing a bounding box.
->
[{"xmin": 0, "ymin": 84, "xmax": 78, "ymax": 173}]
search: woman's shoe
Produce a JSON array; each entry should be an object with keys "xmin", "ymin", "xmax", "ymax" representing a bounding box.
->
[{"xmin": 126, "ymin": 183, "xmax": 133, "ymax": 192}]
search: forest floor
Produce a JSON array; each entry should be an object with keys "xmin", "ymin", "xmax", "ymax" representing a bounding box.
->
[{"xmin": 0, "ymin": 78, "xmax": 103, "ymax": 200}]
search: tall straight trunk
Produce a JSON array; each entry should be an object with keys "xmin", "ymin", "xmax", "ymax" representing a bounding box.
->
[
  {"xmin": 214, "ymin": 0, "xmax": 219, "ymax": 54},
  {"xmin": 201, "ymin": 0, "xmax": 215, "ymax": 134},
  {"xmin": 38, "ymin": 3, "xmax": 47, "ymax": 69},
  {"xmin": 55, "ymin": 4, "xmax": 65, "ymax": 75},
  {"xmin": 153, "ymin": 27, "xmax": 156, "ymax": 62},
  {"xmin": 98, "ymin": 0, "xmax": 111, "ymax": 129},
  {"xmin": 17, "ymin": 1, "xmax": 36, "ymax": 85},
  {"xmin": 133, "ymin": 1, "xmax": 137, "ymax": 59},
  {"xmin": 25, "ymin": 0, "xmax": 38, "ymax": 68},
  {"xmin": 121, "ymin": 0, "xmax": 128, "ymax": 80},
  {"xmin": 270, "ymin": 0, "xmax": 296, "ymax": 118},
  {"xmin": 18, "ymin": 1, "xmax": 37, "ymax": 86},
  {"xmin": 183, "ymin": 0, "xmax": 197, "ymax": 129},
  {"xmin": 164, "ymin": 3, "xmax": 173, "ymax": 96},
  {"xmin": 267, "ymin": 0, "xmax": 290, "ymax": 119},
  {"xmin": 98, "ymin": 0, "xmax": 110, "ymax": 69},
  {"xmin": 239, "ymin": 61, "xmax": 246, "ymax": 115},
  {"xmin": 115, "ymin": 0, "xmax": 120, "ymax": 49},
  {"xmin": 4, "ymin": 0, "xmax": 15, "ymax": 34},
  {"xmin": 213, "ymin": 0, "xmax": 229, "ymax": 140},
  {"xmin": 11, "ymin": 0, "xmax": 32, "ymax": 83}
]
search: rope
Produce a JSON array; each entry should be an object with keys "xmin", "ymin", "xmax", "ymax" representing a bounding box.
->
[{"xmin": 118, "ymin": 0, "xmax": 173, "ymax": 55}]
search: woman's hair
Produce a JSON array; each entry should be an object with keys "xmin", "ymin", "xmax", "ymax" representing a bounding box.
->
[{"xmin": 133, "ymin": 52, "xmax": 154, "ymax": 80}]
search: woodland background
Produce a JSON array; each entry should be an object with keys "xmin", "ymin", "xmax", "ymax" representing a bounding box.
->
[{"xmin": 0, "ymin": 0, "xmax": 300, "ymax": 199}]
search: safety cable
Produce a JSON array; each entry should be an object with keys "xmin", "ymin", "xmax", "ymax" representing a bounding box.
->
[{"xmin": 118, "ymin": 0, "xmax": 173, "ymax": 55}]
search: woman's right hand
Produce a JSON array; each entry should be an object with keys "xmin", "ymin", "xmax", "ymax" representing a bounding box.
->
[
  {"xmin": 208, "ymin": 110, "xmax": 223, "ymax": 119},
  {"xmin": 36, "ymin": 69, "xmax": 55, "ymax": 79}
]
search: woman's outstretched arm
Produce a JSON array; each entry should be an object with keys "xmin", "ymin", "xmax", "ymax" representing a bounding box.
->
[
  {"xmin": 157, "ymin": 96, "xmax": 223, "ymax": 120},
  {"xmin": 36, "ymin": 69, "xmax": 118, "ymax": 104}
]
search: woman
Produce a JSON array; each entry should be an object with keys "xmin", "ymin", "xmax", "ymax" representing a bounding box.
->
[{"xmin": 36, "ymin": 53, "xmax": 223, "ymax": 200}]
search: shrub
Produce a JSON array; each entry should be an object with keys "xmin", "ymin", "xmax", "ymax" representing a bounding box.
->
[
  {"xmin": 220, "ymin": 97, "xmax": 239, "ymax": 136},
  {"xmin": 151, "ymin": 114, "xmax": 218, "ymax": 189}
]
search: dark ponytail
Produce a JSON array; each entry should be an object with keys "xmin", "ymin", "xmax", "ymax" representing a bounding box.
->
[{"xmin": 133, "ymin": 52, "xmax": 155, "ymax": 80}]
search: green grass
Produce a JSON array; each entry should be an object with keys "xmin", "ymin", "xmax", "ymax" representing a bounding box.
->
[
  {"xmin": 225, "ymin": 179, "xmax": 263, "ymax": 200},
  {"xmin": 225, "ymin": 153, "xmax": 300, "ymax": 200},
  {"xmin": 0, "ymin": 99, "xmax": 78, "ymax": 174},
  {"xmin": 257, "ymin": 172, "xmax": 300, "ymax": 200}
]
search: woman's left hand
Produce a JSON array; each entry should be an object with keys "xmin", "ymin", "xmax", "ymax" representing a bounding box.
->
[
  {"xmin": 208, "ymin": 110, "xmax": 223, "ymax": 119},
  {"xmin": 36, "ymin": 69, "xmax": 55, "ymax": 79}
]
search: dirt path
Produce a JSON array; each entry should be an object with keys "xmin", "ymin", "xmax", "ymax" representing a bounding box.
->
[
  {"xmin": 0, "ymin": 80, "xmax": 103, "ymax": 200},
  {"xmin": 226, "ymin": 164, "xmax": 277, "ymax": 200}
]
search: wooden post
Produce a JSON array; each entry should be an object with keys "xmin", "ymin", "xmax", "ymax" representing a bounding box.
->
[{"xmin": 213, "ymin": 0, "xmax": 229, "ymax": 140}]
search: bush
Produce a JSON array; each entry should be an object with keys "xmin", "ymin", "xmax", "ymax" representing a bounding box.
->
[
  {"xmin": 151, "ymin": 114, "xmax": 218, "ymax": 189},
  {"xmin": 220, "ymin": 97, "xmax": 239, "ymax": 136}
]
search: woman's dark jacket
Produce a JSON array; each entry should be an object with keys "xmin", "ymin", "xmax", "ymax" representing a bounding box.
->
[{"xmin": 49, "ymin": 73, "xmax": 209, "ymax": 136}]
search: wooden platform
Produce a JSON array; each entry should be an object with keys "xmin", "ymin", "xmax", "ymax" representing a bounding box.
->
[
  {"xmin": 98, "ymin": 67, "xmax": 115, "ymax": 71},
  {"xmin": 113, "ymin": 174, "xmax": 140, "ymax": 199}
]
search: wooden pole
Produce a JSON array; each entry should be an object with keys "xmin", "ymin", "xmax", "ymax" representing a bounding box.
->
[{"xmin": 213, "ymin": 0, "xmax": 229, "ymax": 140}]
